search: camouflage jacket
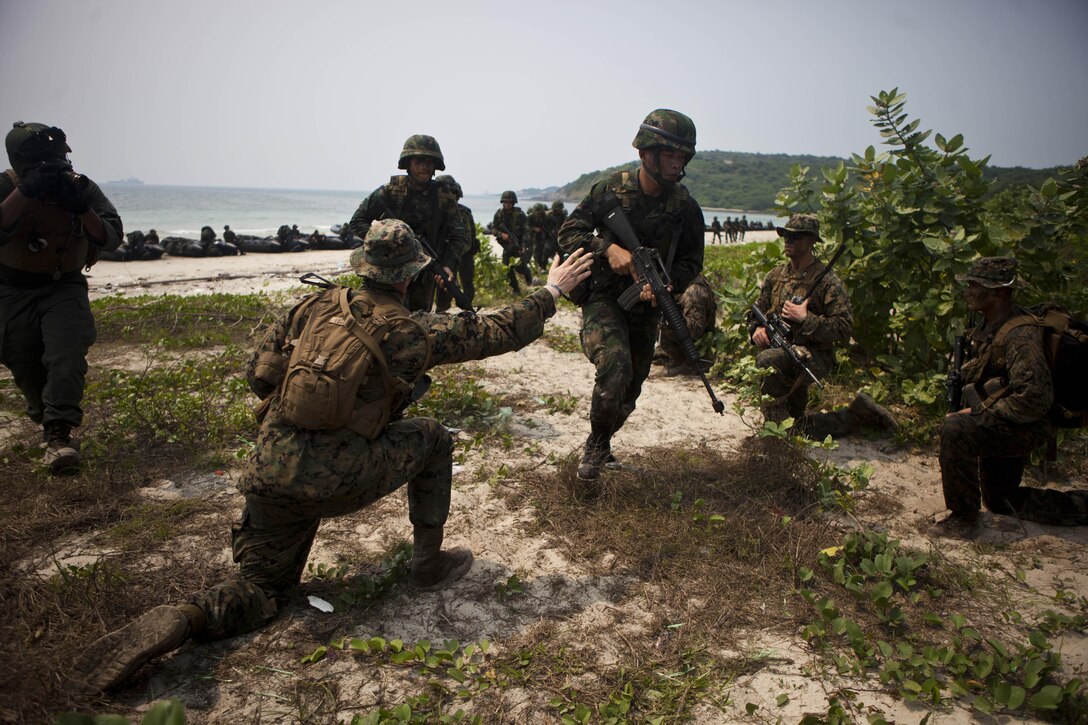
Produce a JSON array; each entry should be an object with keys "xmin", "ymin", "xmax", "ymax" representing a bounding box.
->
[
  {"xmin": 557, "ymin": 167, "xmax": 705, "ymax": 301},
  {"xmin": 459, "ymin": 204, "xmax": 479, "ymax": 254},
  {"xmin": 349, "ymin": 175, "xmax": 467, "ymax": 270},
  {"xmin": 526, "ymin": 204, "xmax": 549, "ymax": 242},
  {"xmin": 491, "ymin": 207, "xmax": 529, "ymax": 255},
  {"xmin": 960, "ymin": 310, "xmax": 1053, "ymax": 426},
  {"xmin": 240, "ymin": 282, "xmax": 558, "ymax": 499},
  {"xmin": 548, "ymin": 208, "xmax": 568, "ymax": 237},
  {"xmin": 0, "ymin": 170, "xmax": 123, "ymax": 278},
  {"xmin": 752, "ymin": 259, "xmax": 852, "ymax": 353}
]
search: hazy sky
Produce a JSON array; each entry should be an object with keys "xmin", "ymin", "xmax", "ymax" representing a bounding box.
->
[{"xmin": 2, "ymin": 0, "xmax": 1085, "ymax": 194}]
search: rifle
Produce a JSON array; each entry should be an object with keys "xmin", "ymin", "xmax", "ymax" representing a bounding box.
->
[
  {"xmin": 596, "ymin": 196, "xmax": 725, "ymax": 415},
  {"xmin": 414, "ymin": 235, "xmax": 476, "ymax": 314},
  {"xmin": 495, "ymin": 220, "xmax": 527, "ymax": 257},
  {"xmin": 749, "ymin": 303, "xmax": 823, "ymax": 388},
  {"xmin": 947, "ymin": 333, "xmax": 966, "ymax": 411}
]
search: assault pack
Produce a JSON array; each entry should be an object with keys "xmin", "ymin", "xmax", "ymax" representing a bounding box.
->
[
  {"xmin": 993, "ymin": 303, "xmax": 1088, "ymax": 428},
  {"xmin": 255, "ymin": 279, "xmax": 427, "ymax": 438}
]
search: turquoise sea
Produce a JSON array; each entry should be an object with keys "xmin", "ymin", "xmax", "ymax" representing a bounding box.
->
[{"xmin": 101, "ymin": 183, "xmax": 783, "ymax": 238}]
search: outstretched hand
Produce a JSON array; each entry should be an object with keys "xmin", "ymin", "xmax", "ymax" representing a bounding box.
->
[{"xmin": 546, "ymin": 248, "xmax": 594, "ymax": 296}]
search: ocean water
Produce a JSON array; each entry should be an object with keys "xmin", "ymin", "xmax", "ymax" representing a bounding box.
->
[{"xmin": 101, "ymin": 183, "xmax": 782, "ymax": 238}]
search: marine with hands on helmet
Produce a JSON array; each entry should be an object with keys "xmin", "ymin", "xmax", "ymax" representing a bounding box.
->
[
  {"xmin": 0, "ymin": 121, "xmax": 124, "ymax": 474},
  {"xmin": 557, "ymin": 109, "xmax": 707, "ymax": 487},
  {"xmin": 350, "ymin": 135, "xmax": 468, "ymax": 313}
]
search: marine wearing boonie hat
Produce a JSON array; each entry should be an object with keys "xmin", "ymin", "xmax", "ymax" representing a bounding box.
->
[
  {"xmin": 775, "ymin": 213, "xmax": 822, "ymax": 242},
  {"xmin": 955, "ymin": 256, "xmax": 1019, "ymax": 289},
  {"xmin": 349, "ymin": 219, "xmax": 432, "ymax": 284}
]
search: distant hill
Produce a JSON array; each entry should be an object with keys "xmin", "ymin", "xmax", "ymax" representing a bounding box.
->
[{"xmin": 530, "ymin": 151, "xmax": 1065, "ymax": 212}]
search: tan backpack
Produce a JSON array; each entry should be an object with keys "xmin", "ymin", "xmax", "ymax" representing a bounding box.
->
[{"xmin": 269, "ymin": 286, "xmax": 427, "ymax": 438}]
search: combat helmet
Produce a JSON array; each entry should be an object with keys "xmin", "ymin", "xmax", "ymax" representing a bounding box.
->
[
  {"xmin": 398, "ymin": 134, "xmax": 445, "ymax": 171},
  {"xmin": 551, "ymin": 200, "xmax": 565, "ymax": 211},
  {"xmin": 6, "ymin": 122, "xmax": 71, "ymax": 177},
  {"xmin": 500, "ymin": 190, "xmax": 518, "ymax": 204},
  {"xmin": 632, "ymin": 109, "xmax": 696, "ymax": 161},
  {"xmin": 435, "ymin": 174, "xmax": 463, "ymax": 198}
]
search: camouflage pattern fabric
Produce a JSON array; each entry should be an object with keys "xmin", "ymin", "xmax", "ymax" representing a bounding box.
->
[
  {"xmin": 526, "ymin": 203, "xmax": 550, "ymax": 269},
  {"xmin": 559, "ymin": 167, "xmax": 705, "ymax": 443},
  {"xmin": 751, "ymin": 259, "xmax": 852, "ymax": 422},
  {"xmin": 436, "ymin": 204, "xmax": 477, "ymax": 311},
  {"xmin": 955, "ymin": 256, "xmax": 1019, "ymax": 288},
  {"xmin": 581, "ymin": 293, "xmax": 660, "ymax": 441},
  {"xmin": 187, "ymin": 283, "xmax": 559, "ymax": 639},
  {"xmin": 349, "ymin": 176, "xmax": 467, "ymax": 272},
  {"xmin": 492, "ymin": 206, "xmax": 532, "ymax": 292},
  {"xmin": 658, "ymin": 274, "xmax": 716, "ymax": 365},
  {"xmin": 940, "ymin": 312, "xmax": 1087, "ymax": 524},
  {"xmin": 775, "ymin": 213, "xmax": 821, "ymax": 240}
]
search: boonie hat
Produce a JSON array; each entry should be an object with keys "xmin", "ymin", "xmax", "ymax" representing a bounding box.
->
[
  {"xmin": 350, "ymin": 219, "xmax": 432, "ymax": 284},
  {"xmin": 776, "ymin": 213, "xmax": 821, "ymax": 241},
  {"xmin": 955, "ymin": 256, "xmax": 1019, "ymax": 289}
]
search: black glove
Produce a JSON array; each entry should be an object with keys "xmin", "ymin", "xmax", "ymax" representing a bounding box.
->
[
  {"xmin": 17, "ymin": 165, "xmax": 61, "ymax": 199},
  {"xmin": 56, "ymin": 173, "xmax": 90, "ymax": 216}
]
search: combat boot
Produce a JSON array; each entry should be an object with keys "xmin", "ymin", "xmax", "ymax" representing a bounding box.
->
[
  {"xmin": 42, "ymin": 421, "xmax": 81, "ymax": 474},
  {"xmin": 73, "ymin": 604, "xmax": 202, "ymax": 692},
  {"xmin": 577, "ymin": 434, "xmax": 612, "ymax": 482},
  {"xmin": 848, "ymin": 392, "xmax": 900, "ymax": 433},
  {"xmin": 410, "ymin": 526, "xmax": 474, "ymax": 591}
]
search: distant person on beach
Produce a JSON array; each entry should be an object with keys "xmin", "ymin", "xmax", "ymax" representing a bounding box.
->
[
  {"xmin": 146, "ymin": 228, "xmax": 159, "ymax": 246},
  {"xmin": 710, "ymin": 216, "xmax": 722, "ymax": 244},
  {"xmin": 492, "ymin": 190, "xmax": 532, "ymax": 294},
  {"xmin": 557, "ymin": 109, "xmax": 706, "ymax": 486},
  {"xmin": 434, "ymin": 174, "xmax": 477, "ymax": 311},
  {"xmin": 223, "ymin": 225, "xmax": 237, "ymax": 246},
  {"xmin": 70, "ymin": 219, "xmax": 594, "ymax": 695},
  {"xmin": 349, "ymin": 135, "xmax": 468, "ymax": 313},
  {"xmin": 0, "ymin": 121, "xmax": 123, "ymax": 473}
]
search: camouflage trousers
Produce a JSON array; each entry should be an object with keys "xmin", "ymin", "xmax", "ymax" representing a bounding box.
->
[
  {"xmin": 758, "ymin": 346, "xmax": 828, "ymax": 420},
  {"xmin": 581, "ymin": 292, "xmax": 659, "ymax": 441},
  {"xmin": 187, "ymin": 415, "xmax": 454, "ymax": 640},
  {"xmin": 0, "ymin": 277, "xmax": 95, "ymax": 429},
  {"xmin": 503, "ymin": 250, "xmax": 532, "ymax": 293},
  {"xmin": 940, "ymin": 412, "xmax": 1088, "ymax": 525}
]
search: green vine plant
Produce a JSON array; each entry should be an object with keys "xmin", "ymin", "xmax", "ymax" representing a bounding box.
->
[{"xmin": 796, "ymin": 531, "xmax": 1087, "ymax": 719}]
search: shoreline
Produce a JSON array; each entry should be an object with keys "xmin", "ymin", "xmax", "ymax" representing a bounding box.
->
[{"xmin": 87, "ymin": 231, "xmax": 781, "ymax": 301}]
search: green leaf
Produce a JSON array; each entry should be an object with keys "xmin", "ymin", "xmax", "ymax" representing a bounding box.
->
[
  {"xmin": 1007, "ymin": 685, "xmax": 1026, "ymax": 710},
  {"xmin": 776, "ymin": 693, "xmax": 790, "ymax": 706},
  {"xmin": 1027, "ymin": 684, "xmax": 1063, "ymax": 709}
]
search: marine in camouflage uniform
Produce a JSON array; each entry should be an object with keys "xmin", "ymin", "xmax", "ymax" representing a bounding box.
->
[
  {"xmin": 558, "ymin": 109, "xmax": 705, "ymax": 483},
  {"xmin": 749, "ymin": 214, "xmax": 896, "ymax": 439},
  {"xmin": 72, "ymin": 220, "xmax": 595, "ymax": 693},
  {"xmin": 350, "ymin": 135, "xmax": 467, "ymax": 313},
  {"xmin": 934, "ymin": 257, "xmax": 1088, "ymax": 536},
  {"xmin": 526, "ymin": 202, "xmax": 550, "ymax": 270},
  {"xmin": 0, "ymin": 122, "xmax": 123, "ymax": 473},
  {"xmin": 656, "ymin": 273, "xmax": 717, "ymax": 375},
  {"xmin": 492, "ymin": 190, "xmax": 532, "ymax": 293},
  {"xmin": 544, "ymin": 200, "xmax": 567, "ymax": 269},
  {"xmin": 433, "ymin": 175, "xmax": 477, "ymax": 311}
]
